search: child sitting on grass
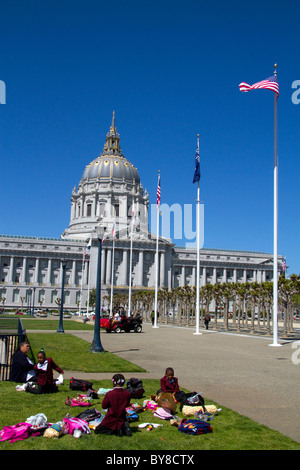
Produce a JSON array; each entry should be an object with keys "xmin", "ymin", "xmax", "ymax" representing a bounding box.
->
[
  {"xmin": 157, "ymin": 367, "xmax": 180, "ymax": 395},
  {"xmin": 26, "ymin": 350, "xmax": 64, "ymax": 395},
  {"xmin": 95, "ymin": 374, "xmax": 132, "ymax": 436}
]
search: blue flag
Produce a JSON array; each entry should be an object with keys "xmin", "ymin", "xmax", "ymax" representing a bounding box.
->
[{"xmin": 193, "ymin": 145, "xmax": 200, "ymax": 184}]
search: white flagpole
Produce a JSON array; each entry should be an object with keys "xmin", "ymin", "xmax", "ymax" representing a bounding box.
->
[
  {"xmin": 194, "ymin": 135, "xmax": 202, "ymax": 335},
  {"xmin": 270, "ymin": 64, "xmax": 281, "ymax": 347},
  {"xmin": 79, "ymin": 250, "xmax": 85, "ymax": 316},
  {"xmin": 87, "ymin": 261, "xmax": 91, "ymax": 315},
  {"xmin": 154, "ymin": 171, "xmax": 160, "ymax": 328},
  {"xmin": 110, "ymin": 225, "xmax": 115, "ymax": 317},
  {"xmin": 128, "ymin": 203, "xmax": 134, "ymax": 317}
]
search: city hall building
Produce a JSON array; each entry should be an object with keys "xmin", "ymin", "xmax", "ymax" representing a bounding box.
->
[{"xmin": 0, "ymin": 115, "xmax": 283, "ymax": 312}]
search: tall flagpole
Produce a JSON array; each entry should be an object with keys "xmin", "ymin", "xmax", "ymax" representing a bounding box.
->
[
  {"xmin": 270, "ymin": 63, "xmax": 281, "ymax": 347},
  {"xmin": 154, "ymin": 170, "xmax": 160, "ymax": 328},
  {"xmin": 194, "ymin": 135, "xmax": 202, "ymax": 335},
  {"xmin": 110, "ymin": 233, "xmax": 115, "ymax": 317},
  {"xmin": 87, "ymin": 261, "xmax": 91, "ymax": 315},
  {"xmin": 79, "ymin": 250, "xmax": 85, "ymax": 315},
  {"xmin": 239, "ymin": 66, "xmax": 280, "ymax": 347},
  {"xmin": 128, "ymin": 203, "xmax": 134, "ymax": 316}
]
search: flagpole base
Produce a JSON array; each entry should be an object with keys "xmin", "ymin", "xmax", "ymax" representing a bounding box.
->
[
  {"xmin": 269, "ymin": 343, "xmax": 282, "ymax": 347},
  {"xmin": 152, "ymin": 325, "xmax": 159, "ymax": 329},
  {"xmin": 193, "ymin": 331, "xmax": 202, "ymax": 336}
]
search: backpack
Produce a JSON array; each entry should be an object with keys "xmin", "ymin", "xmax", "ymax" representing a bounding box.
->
[
  {"xmin": 126, "ymin": 378, "xmax": 144, "ymax": 398},
  {"xmin": 175, "ymin": 391, "xmax": 206, "ymax": 412},
  {"xmin": 126, "ymin": 407, "xmax": 139, "ymax": 422},
  {"xmin": 178, "ymin": 419, "xmax": 213, "ymax": 435},
  {"xmin": 69, "ymin": 377, "xmax": 93, "ymax": 392},
  {"xmin": 63, "ymin": 417, "xmax": 91, "ymax": 436},
  {"xmin": 75, "ymin": 408, "xmax": 102, "ymax": 422}
]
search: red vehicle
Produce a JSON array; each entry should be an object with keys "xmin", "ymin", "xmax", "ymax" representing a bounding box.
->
[{"xmin": 100, "ymin": 315, "xmax": 142, "ymax": 334}]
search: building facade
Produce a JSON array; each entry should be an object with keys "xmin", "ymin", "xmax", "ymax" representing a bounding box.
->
[{"xmin": 0, "ymin": 115, "xmax": 283, "ymax": 311}]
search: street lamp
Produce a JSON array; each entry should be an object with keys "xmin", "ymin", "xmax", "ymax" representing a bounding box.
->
[
  {"xmin": 90, "ymin": 226, "xmax": 105, "ymax": 353},
  {"xmin": 57, "ymin": 259, "xmax": 67, "ymax": 333}
]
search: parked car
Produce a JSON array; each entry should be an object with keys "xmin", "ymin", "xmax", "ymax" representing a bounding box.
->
[{"xmin": 100, "ymin": 315, "xmax": 142, "ymax": 333}]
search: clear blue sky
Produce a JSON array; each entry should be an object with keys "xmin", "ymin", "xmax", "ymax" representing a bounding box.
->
[{"xmin": 1, "ymin": 0, "xmax": 299, "ymax": 275}]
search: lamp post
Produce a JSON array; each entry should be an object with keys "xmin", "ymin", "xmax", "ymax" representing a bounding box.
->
[
  {"xmin": 57, "ymin": 259, "xmax": 67, "ymax": 333},
  {"xmin": 90, "ymin": 226, "xmax": 105, "ymax": 353}
]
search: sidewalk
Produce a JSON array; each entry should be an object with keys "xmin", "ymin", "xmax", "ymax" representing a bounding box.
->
[{"xmin": 59, "ymin": 322, "xmax": 300, "ymax": 444}]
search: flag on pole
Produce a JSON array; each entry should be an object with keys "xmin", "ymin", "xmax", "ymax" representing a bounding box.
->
[
  {"xmin": 157, "ymin": 172, "xmax": 161, "ymax": 207},
  {"xmin": 83, "ymin": 239, "xmax": 91, "ymax": 261},
  {"xmin": 239, "ymin": 74, "xmax": 279, "ymax": 96},
  {"xmin": 112, "ymin": 221, "xmax": 116, "ymax": 240},
  {"xmin": 193, "ymin": 143, "xmax": 200, "ymax": 184},
  {"xmin": 282, "ymin": 259, "xmax": 286, "ymax": 272}
]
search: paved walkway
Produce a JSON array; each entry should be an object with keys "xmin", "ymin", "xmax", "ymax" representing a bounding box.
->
[{"xmin": 54, "ymin": 321, "xmax": 300, "ymax": 444}]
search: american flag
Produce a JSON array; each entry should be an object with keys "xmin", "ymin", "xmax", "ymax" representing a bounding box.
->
[
  {"xmin": 239, "ymin": 74, "xmax": 279, "ymax": 96},
  {"xmin": 193, "ymin": 144, "xmax": 200, "ymax": 184},
  {"xmin": 157, "ymin": 173, "xmax": 161, "ymax": 207}
]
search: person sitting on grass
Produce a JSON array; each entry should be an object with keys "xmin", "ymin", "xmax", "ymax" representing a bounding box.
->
[
  {"xmin": 26, "ymin": 349, "xmax": 64, "ymax": 394},
  {"xmin": 10, "ymin": 341, "xmax": 37, "ymax": 384},
  {"xmin": 157, "ymin": 367, "xmax": 180, "ymax": 395},
  {"xmin": 95, "ymin": 374, "xmax": 132, "ymax": 436}
]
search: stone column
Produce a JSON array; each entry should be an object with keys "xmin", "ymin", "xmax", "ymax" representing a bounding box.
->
[
  {"xmin": 160, "ymin": 252, "xmax": 165, "ymax": 287},
  {"xmin": 21, "ymin": 257, "xmax": 27, "ymax": 283},
  {"xmin": 181, "ymin": 266, "xmax": 185, "ymax": 287},
  {"xmin": 71, "ymin": 260, "xmax": 76, "ymax": 285},
  {"xmin": 202, "ymin": 266, "xmax": 207, "ymax": 286},
  {"xmin": 34, "ymin": 258, "xmax": 40, "ymax": 283},
  {"xmin": 9, "ymin": 256, "xmax": 14, "ymax": 282},
  {"xmin": 106, "ymin": 249, "xmax": 112, "ymax": 285},
  {"xmin": 47, "ymin": 259, "xmax": 52, "ymax": 284},
  {"xmin": 138, "ymin": 251, "xmax": 143, "ymax": 286},
  {"xmin": 122, "ymin": 249, "xmax": 128, "ymax": 285}
]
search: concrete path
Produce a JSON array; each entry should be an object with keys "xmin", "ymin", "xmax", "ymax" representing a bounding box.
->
[{"xmin": 54, "ymin": 322, "xmax": 300, "ymax": 444}]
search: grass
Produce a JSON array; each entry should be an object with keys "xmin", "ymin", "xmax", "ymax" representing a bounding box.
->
[
  {"xmin": 26, "ymin": 332, "xmax": 146, "ymax": 373},
  {"xmin": 1, "ymin": 379, "xmax": 299, "ymax": 450},
  {"xmin": 1, "ymin": 327, "xmax": 299, "ymax": 450},
  {"xmin": 21, "ymin": 318, "xmax": 95, "ymax": 331}
]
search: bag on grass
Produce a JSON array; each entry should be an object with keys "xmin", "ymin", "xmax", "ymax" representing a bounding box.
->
[
  {"xmin": 175, "ymin": 391, "xmax": 206, "ymax": 411},
  {"xmin": 65, "ymin": 396, "xmax": 91, "ymax": 407},
  {"xmin": 126, "ymin": 407, "xmax": 139, "ymax": 422},
  {"xmin": 153, "ymin": 406, "xmax": 174, "ymax": 420},
  {"xmin": 0, "ymin": 422, "xmax": 40, "ymax": 443},
  {"xmin": 69, "ymin": 377, "xmax": 93, "ymax": 392},
  {"xmin": 75, "ymin": 408, "xmax": 102, "ymax": 422},
  {"xmin": 63, "ymin": 417, "xmax": 91, "ymax": 436},
  {"xmin": 178, "ymin": 419, "xmax": 213, "ymax": 435},
  {"xmin": 126, "ymin": 378, "xmax": 144, "ymax": 398},
  {"xmin": 156, "ymin": 392, "xmax": 177, "ymax": 413}
]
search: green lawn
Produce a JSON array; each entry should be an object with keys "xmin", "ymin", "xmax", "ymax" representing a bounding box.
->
[
  {"xmin": 1, "ymin": 379, "xmax": 299, "ymax": 450},
  {"xmin": 1, "ymin": 328, "xmax": 299, "ymax": 450},
  {"xmin": 21, "ymin": 318, "xmax": 95, "ymax": 330},
  {"xmin": 26, "ymin": 332, "xmax": 146, "ymax": 373}
]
